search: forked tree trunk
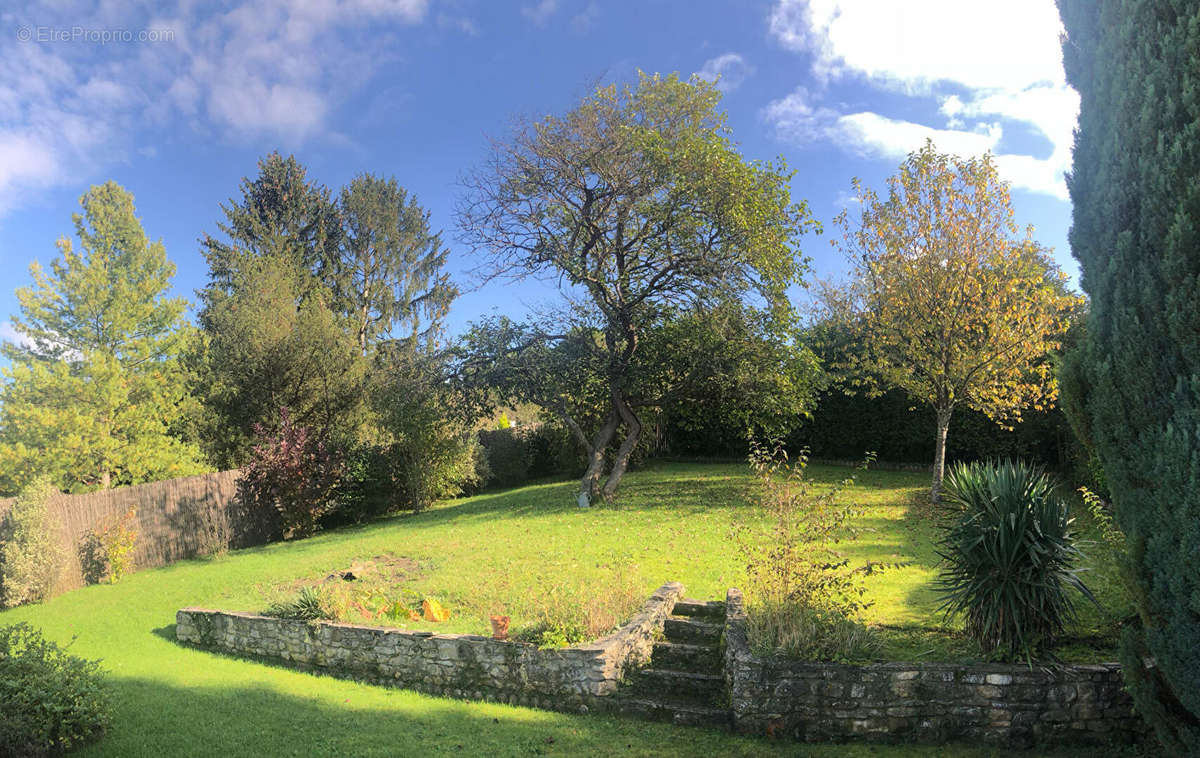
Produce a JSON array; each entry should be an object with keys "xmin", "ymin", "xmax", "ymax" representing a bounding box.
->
[
  {"xmin": 576, "ymin": 412, "xmax": 619, "ymax": 507},
  {"xmin": 931, "ymin": 406, "xmax": 953, "ymax": 502},
  {"xmin": 601, "ymin": 394, "xmax": 642, "ymax": 501}
]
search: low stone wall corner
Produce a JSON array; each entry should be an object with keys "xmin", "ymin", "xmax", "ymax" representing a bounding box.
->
[
  {"xmin": 722, "ymin": 587, "xmax": 1147, "ymax": 748},
  {"xmin": 175, "ymin": 581, "xmax": 684, "ymax": 713}
]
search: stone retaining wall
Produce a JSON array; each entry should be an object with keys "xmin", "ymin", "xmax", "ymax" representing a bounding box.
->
[
  {"xmin": 176, "ymin": 581, "xmax": 683, "ymax": 712},
  {"xmin": 724, "ymin": 588, "xmax": 1145, "ymax": 748}
]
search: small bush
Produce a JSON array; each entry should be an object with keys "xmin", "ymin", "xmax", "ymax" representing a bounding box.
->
[
  {"xmin": 735, "ymin": 440, "xmax": 880, "ymax": 660},
  {"xmin": 0, "ymin": 622, "xmax": 111, "ymax": 757},
  {"xmin": 0, "ymin": 478, "xmax": 63, "ymax": 608},
  {"xmin": 238, "ymin": 408, "xmax": 342, "ymax": 539},
  {"xmin": 266, "ymin": 587, "xmax": 334, "ymax": 621},
  {"xmin": 935, "ymin": 459, "xmax": 1096, "ymax": 660},
  {"xmin": 78, "ymin": 506, "xmax": 138, "ymax": 585}
]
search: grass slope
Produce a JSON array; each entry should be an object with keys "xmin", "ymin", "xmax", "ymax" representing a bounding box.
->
[{"xmin": 0, "ymin": 462, "xmax": 1136, "ymax": 757}]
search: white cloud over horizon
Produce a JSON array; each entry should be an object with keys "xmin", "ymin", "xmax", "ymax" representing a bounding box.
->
[{"xmin": 764, "ymin": 0, "xmax": 1078, "ymax": 200}]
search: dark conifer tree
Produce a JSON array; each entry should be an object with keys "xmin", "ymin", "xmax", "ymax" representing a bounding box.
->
[{"xmin": 1058, "ymin": 2, "xmax": 1200, "ymax": 751}]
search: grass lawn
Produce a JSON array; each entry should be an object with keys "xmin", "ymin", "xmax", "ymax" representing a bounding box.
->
[{"xmin": 0, "ymin": 462, "xmax": 1140, "ymax": 757}]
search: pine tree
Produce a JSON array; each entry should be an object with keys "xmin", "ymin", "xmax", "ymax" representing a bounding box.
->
[
  {"xmin": 195, "ymin": 155, "xmax": 365, "ymax": 467},
  {"xmin": 0, "ymin": 182, "xmax": 205, "ymax": 494},
  {"xmin": 332, "ymin": 174, "xmax": 456, "ymax": 353},
  {"xmin": 1058, "ymin": 2, "xmax": 1200, "ymax": 751}
]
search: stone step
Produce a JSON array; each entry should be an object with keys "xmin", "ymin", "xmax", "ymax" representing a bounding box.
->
[
  {"xmin": 634, "ymin": 668, "xmax": 725, "ymax": 700},
  {"xmin": 615, "ymin": 695, "xmax": 731, "ymax": 729},
  {"xmin": 663, "ymin": 616, "xmax": 722, "ymax": 644},
  {"xmin": 671, "ymin": 599, "xmax": 726, "ymax": 619},
  {"xmin": 651, "ymin": 641, "xmax": 721, "ymax": 673}
]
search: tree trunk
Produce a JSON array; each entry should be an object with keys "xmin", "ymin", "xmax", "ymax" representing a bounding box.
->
[
  {"xmin": 601, "ymin": 393, "xmax": 642, "ymax": 501},
  {"xmin": 931, "ymin": 406, "xmax": 953, "ymax": 502},
  {"xmin": 577, "ymin": 412, "xmax": 618, "ymax": 507}
]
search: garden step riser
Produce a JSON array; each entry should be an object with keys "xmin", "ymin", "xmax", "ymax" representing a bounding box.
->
[
  {"xmin": 662, "ymin": 617, "xmax": 722, "ymax": 644},
  {"xmin": 632, "ymin": 670, "xmax": 725, "ymax": 700},
  {"xmin": 615, "ymin": 698, "xmax": 731, "ymax": 729},
  {"xmin": 670, "ymin": 600, "xmax": 726, "ymax": 620},
  {"xmin": 651, "ymin": 642, "xmax": 721, "ymax": 673}
]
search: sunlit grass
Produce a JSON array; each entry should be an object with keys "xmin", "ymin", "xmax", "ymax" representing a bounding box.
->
[{"xmin": 0, "ymin": 461, "xmax": 1136, "ymax": 757}]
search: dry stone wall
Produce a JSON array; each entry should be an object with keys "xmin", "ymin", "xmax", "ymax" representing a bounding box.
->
[
  {"xmin": 724, "ymin": 589, "xmax": 1146, "ymax": 748},
  {"xmin": 176, "ymin": 582, "xmax": 683, "ymax": 712}
]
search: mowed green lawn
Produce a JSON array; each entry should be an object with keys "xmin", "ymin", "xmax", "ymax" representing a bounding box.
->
[{"xmin": 1, "ymin": 462, "xmax": 1137, "ymax": 757}]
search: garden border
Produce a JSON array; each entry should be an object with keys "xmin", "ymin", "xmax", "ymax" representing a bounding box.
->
[
  {"xmin": 723, "ymin": 588, "xmax": 1146, "ymax": 748},
  {"xmin": 175, "ymin": 581, "xmax": 683, "ymax": 713}
]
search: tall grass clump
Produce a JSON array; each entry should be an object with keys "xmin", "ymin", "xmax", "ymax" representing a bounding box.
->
[
  {"xmin": 935, "ymin": 459, "xmax": 1096, "ymax": 660},
  {"xmin": 0, "ymin": 478, "xmax": 63, "ymax": 608},
  {"xmin": 736, "ymin": 440, "xmax": 880, "ymax": 661}
]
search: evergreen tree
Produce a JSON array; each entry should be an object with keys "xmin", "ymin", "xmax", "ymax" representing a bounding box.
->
[
  {"xmin": 195, "ymin": 155, "xmax": 370, "ymax": 467},
  {"xmin": 199, "ymin": 152, "xmax": 340, "ymax": 295},
  {"xmin": 0, "ymin": 182, "xmax": 205, "ymax": 494},
  {"xmin": 1058, "ymin": 2, "xmax": 1200, "ymax": 751},
  {"xmin": 195, "ymin": 254, "xmax": 366, "ymax": 468},
  {"xmin": 333, "ymin": 174, "xmax": 457, "ymax": 353}
]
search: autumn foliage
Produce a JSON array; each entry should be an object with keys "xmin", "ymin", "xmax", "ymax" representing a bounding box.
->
[{"xmin": 829, "ymin": 142, "xmax": 1081, "ymax": 500}]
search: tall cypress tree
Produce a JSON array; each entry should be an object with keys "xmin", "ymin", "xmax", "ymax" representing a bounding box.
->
[{"xmin": 1058, "ymin": 2, "xmax": 1200, "ymax": 751}]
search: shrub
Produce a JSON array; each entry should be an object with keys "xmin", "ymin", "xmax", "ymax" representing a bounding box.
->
[
  {"xmin": 265, "ymin": 587, "xmax": 334, "ymax": 621},
  {"xmin": 0, "ymin": 478, "xmax": 63, "ymax": 608},
  {"xmin": 935, "ymin": 459, "xmax": 1095, "ymax": 659},
  {"xmin": 0, "ymin": 622, "xmax": 111, "ymax": 757},
  {"xmin": 477, "ymin": 427, "xmax": 533, "ymax": 488},
  {"xmin": 78, "ymin": 506, "xmax": 138, "ymax": 585},
  {"xmin": 526, "ymin": 422, "xmax": 582, "ymax": 479},
  {"xmin": 368, "ymin": 357, "xmax": 485, "ymax": 512},
  {"xmin": 238, "ymin": 407, "xmax": 342, "ymax": 539},
  {"xmin": 735, "ymin": 440, "xmax": 880, "ymax": 660}
]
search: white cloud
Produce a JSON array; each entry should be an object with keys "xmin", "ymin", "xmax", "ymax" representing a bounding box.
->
[
  {"xmin": 570, "ymin": 2, "xmax": 600, "ymax": 34},
  {"xmin": 522, "ymin": 0, "xmax": 559, "ymax": 26},
  {"xmin": 0, "ymin": 321, "xmax": 32, "ymax": 351},
  {"xmin": 765, "ymin": 0, "xmax": 1078, "ymax": 200},
  {"xmin": 0, "ymin": 0, "xmax": 431, "ymax": 216},
  {"xmin": 696, "ymin": 53, "xmax": 754, "ymax": 92}
]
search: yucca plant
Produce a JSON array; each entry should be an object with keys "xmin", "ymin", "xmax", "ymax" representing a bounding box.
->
[{"xmin": 935, "ymin": 459, "xmax": 1096, "ymax": 660}]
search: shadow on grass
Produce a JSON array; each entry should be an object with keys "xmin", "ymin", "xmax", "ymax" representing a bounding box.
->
[{"xmin": 91, "ymin": 670, "xmax": 1152, "ymax": 758}]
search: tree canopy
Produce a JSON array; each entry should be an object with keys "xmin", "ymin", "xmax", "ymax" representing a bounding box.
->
[
  {"xmin": 0, "ymin": 182, "xmax": 205, "ymax": 494},
  {"xmin": 827, "ymin": 142, "xmax": 1080, "ymax": 500},
  {"xmin": 458, "ymin": 72, "xmax": 815, "ymax": 504},
  {"xmin": 1058, "ymin": 1, "xmax": 1200, "ymax": 750}
]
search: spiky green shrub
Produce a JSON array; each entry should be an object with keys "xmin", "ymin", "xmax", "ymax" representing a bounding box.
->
[
  {"xmin": 935, "ymin": 460, "xmax": 1095, "ymax": 659},
  {"xmin": 0, "ymin": 478, "xmax": 63, "ymax": 608},
  {"xmin": 266, "ymin": 587, "xmax": 333, "ymax": 621},
  {"xmin": 0, "ymin": 622, "xmax": 111, "ymax": 757}
]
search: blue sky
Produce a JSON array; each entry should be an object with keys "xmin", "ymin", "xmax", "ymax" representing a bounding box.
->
[{"xmin": 0, "ymin": 0, "xmax": 1079, "ymax": 345}]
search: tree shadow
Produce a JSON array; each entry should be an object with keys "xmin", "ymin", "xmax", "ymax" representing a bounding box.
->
[{"xmin": 91, "ymin": 675, "xmax": 783, "ymax": 758}]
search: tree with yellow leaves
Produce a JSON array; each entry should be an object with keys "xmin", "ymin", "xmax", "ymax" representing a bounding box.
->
[{"xmin": 829, "ymin": 142, "xmax": 1080, "ymax": 501}]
